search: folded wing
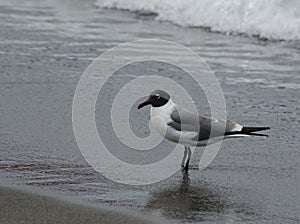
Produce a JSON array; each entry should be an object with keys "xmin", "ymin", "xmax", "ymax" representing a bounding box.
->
[{"xmin": 168, "ymin": 107, "xmax": 242, "ymax": 141}]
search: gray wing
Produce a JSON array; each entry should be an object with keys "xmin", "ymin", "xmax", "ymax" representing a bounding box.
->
[{"xmin": 168, "ymin": 107, "xmax": 240, "ymax": 141}]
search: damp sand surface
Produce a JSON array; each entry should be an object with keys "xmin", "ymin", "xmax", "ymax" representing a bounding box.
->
[{"xmin": 0, "ymin": 185, "xmax": 158, "ymax": 224}]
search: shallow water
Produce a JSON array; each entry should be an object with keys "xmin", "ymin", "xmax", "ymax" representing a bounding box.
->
[{"xmin": 0, "ymin": 0, "xmax": 299, "ymax": 223}]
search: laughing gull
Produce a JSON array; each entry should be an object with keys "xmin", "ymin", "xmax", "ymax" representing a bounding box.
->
[{"xmin": 138, "ymin": 90, "xmax": 270, "ymax": 172}]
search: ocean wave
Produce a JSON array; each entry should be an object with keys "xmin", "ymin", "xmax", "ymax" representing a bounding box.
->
[{"xmin": 95, "ymin": 0, "xmax": 300, "ymax": 41}]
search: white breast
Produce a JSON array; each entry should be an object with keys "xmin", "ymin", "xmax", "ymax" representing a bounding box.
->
[{"xmin": 149, "ymin": 100, "xmax": 175, "ymax": 138}]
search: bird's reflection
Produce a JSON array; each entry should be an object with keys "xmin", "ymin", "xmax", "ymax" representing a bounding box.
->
[{"xmin": 145, "ymin": 172, "xmax": 227, "ymax": 220}]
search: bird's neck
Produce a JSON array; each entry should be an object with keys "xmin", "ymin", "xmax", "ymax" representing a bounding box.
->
[{"xmin": 150, "ymin": 99, "xmax": 176, "ymax": 118}]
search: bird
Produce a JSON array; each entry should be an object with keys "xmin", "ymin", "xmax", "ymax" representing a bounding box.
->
[{"xmin": 138, "ymin": 90, "xmax": 270, "ymax": 172}]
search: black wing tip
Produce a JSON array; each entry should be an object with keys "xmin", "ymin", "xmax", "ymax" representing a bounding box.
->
[
  {"xmin": 225, "ymin": 126, "xmax": 270, "ymax": 137},
  {"xmin": 242, "ymin": 126, "xmax": 270, "ymax": 133},
  {"xmin": 224, "ymin": 131, "xmax": 269, "ymax": 137}
]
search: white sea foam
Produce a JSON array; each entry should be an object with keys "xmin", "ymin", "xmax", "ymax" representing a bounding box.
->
[{"xmin": 95, "ymin": 0, "xmax": 300, "ymax": 41}]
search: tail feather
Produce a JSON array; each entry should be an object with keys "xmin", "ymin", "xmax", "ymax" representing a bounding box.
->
[{"xmin": 244, "ymin": 132, "xmax": 269, "ymax": 137}]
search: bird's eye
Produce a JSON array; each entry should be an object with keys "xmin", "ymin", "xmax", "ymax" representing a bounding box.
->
[{"xmin": 151, "ymin": 94, "xmax": 160, "ymax": 100}]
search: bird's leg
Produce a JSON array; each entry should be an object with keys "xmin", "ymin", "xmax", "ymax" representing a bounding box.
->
[
  {"xmin": 181, "ymin": 146, "xmax": 188, "ymax": 168},
  {"xmin": 184, "ymin": 146, "xmax": 192, "ymax": 172}
]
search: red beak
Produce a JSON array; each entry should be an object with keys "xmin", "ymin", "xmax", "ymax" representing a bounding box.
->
[{"xmin": 138, "ymin": 99, "xmax": 152, "ymax": 109}]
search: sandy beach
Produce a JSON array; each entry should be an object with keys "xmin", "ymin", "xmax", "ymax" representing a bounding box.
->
[{"xmin": 0, "ymin": 0, "xmax": 299, "ymax": 223}]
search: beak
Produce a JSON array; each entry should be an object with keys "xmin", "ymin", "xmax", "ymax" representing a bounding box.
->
[{"xmin": 138, "ymin": 98, "xmax": 152, "ymax": 109}]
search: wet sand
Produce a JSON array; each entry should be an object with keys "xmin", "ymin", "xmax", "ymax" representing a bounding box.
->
[{"xmin": 0, "ymin": 185, "xmax": 157, "ymax": 224}]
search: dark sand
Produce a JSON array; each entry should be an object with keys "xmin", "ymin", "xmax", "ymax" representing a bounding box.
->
[{"xmin": 0, "ymin": 185, "xmax": 158, "ymax": 224}]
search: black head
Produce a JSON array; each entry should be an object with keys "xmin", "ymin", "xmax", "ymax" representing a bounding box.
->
[{"xmin": 138, "ymin": 90, "xmax": 170, "ymax": 109}]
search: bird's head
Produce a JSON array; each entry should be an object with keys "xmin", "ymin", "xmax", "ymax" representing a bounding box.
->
[{"xmin": 138, "ymin": 90, "xmax": 170, "ymax": 109}]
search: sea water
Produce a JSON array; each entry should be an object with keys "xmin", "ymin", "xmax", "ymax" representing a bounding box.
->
[{"xmin": 95, "ymin": 0, "xmax": 300, "ymax": 41}]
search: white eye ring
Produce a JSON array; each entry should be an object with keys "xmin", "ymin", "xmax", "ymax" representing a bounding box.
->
[{"xmin": 155, "ymin": 94, "xmax": 160, "ymax": 99}]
